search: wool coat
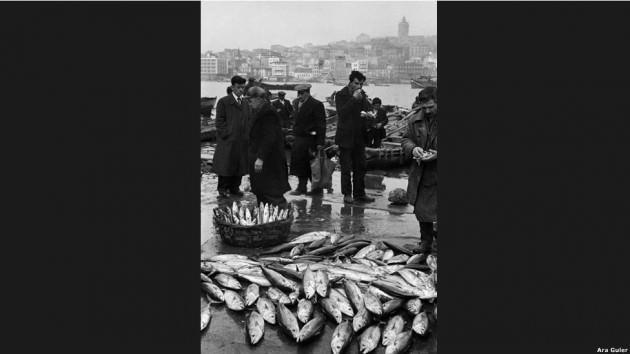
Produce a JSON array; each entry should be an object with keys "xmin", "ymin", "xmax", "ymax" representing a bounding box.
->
[{"xmin": 212, "ymin": 94, "xmax": 250, "ymax": 176}]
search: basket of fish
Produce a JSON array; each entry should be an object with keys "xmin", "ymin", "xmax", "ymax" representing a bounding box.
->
[{"xmin": 213, "ymin": 201, "xmax": 294, "ymax": 247}]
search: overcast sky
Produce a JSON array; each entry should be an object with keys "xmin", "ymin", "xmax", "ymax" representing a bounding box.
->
[{"xmin": 201, "ymin": 1, "xmax": 436, "ymax": 52}]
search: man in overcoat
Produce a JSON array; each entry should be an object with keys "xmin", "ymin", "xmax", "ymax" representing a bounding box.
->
[
  {"xmin": 401, "ymin": 87, "xmax": 438, "ymax": 256},
  {"xmin": 334, "ymin": 71, "xmax": 375, "ymax": 204},
  {"xmin": 289, "ymin": 84, "xmax": 326, "ymax": 195},
  {"xmin": 247, "ymin": 87, "xmax": 291, "ymax": 207},
  {"xmin": 213, "ymin": 75, "xmax": 250, "ymax": 198},
  {"xmin": 271, "ymin": 91, "xmax": 294, "ymax": 131}
]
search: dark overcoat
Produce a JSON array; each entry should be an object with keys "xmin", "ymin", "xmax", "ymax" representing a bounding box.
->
[
  {"xmin": 212, "ymin": 94, "xmax": 250, "ymax": 176},
  {"xmin": 289, "ymin": 96, "xmax": 326, "ymax": 177},
  {"xmin": 271, "ymin": 99, "xmax": 294, "ymax": 129},
  {"xmin": 334, "ymin": 86, "xmax": 372, "ymax": 148},
  {"xmin": 401, "ymin": 110, "xmax": 438, "ymax": 222},
  {"xmin": 248, "ymin": 103, "xmax": 291, "ymax": 196}
]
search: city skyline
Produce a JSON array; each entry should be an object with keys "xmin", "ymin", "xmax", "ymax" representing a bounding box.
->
[{"xmin": 201, "ymin": 1, "xmax": 436, "ymax": 52}]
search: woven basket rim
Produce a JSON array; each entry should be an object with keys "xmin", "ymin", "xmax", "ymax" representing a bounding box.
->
[{"xmin": 212, "ymin": 207, "xmax": 293, "ymax": 230}]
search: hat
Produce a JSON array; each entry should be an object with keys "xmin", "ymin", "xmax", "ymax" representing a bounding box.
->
[
  {"xmin": 278, "ymin": 91, "xmax": 286, "ymax": 96},
  {"xmin": 295, "ymin": 84, "xmax": 312, "ymax": 91}
]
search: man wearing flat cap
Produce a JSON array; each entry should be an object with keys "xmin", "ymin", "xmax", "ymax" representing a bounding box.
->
[
  {"xmin": 272, "ymin": 91, "xmax": 294, "ymax": 132},
  {"xmin": 289, "ymin": 83, "xmax": 327, "ymax": 195}
]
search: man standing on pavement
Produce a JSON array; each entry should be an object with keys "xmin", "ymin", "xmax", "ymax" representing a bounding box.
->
[
  {"xmin": 334, "ymin": 71, "xmax": 375, "ymax": 204},
  {"xmin": 401, "ymin": 87, "xmax": 438, "ymax": 256},
  {"xmin": 289, "ymin": 84, "xmax": 326, "ymax": 196},
  {"xmin": 213, "ymin": 75, "xmax": 250, "ymax": 198},
  {"xmin": 272, "ymin": 91, "xmax": 294, "ymax": 132}
]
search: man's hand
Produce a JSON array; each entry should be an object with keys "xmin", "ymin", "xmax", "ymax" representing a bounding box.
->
[
  {"xmin": 254, "ymin": 158, "xmax": 263, "ymax": 173},
  {"xmin": 352, "ymin": 89, "xmax": 363, "ymax": 100},
  {"xmin": 375, "ymin": 123, "xmax": 382, "ymax": 129},
  {"xmin": 412, "ymin": 147, "xmax": 425, "ymax": 159},
  {"xmin": 421, "ymin": 149, "xmax": 437, "ymax": 162}
]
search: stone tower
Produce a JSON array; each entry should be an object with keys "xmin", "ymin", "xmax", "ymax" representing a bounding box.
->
[{"xmin": 398, "ymin": 17, "xmax": 409, "ymax": 38}]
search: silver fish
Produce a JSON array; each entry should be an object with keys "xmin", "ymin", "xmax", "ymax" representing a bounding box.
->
[
  {"xmin": 201, "ymin": 282, "xmax": 224, "ymax": 302},
  {"xmin": 290, "ymin": 244, "xmax": 305, "ymax": 257},
  {"xmin": 331, "ymin": 321, "xmax": 354, "ymax": 354},
  {"xmin": 245, "ymin": 284, "xmax": 260, "ymax": 307},
  {"xmin": 367, "ymin": 285, "xmax": 395, "ymax": 303},
  {"xmin": 352, "ymin": 304, "xmax": 372, "ymax": 333},
  {"xmin": 297, "ymin": 309, "xmax": 325, "ymax": 343},
  {"xmin": 200, "ymin": 305, "xmax": 211, "ymax": 331},
  {"xmin": 202, "ymin": 261, "xmax": 233, "ymax": 275},
  {"xmin": 303, "ymin": 266, "xmax": 317, "ymax": 299},
  {"xmin": 277, "ymin": 303, "xmax": 300, "ymax": 340},
  {"xmin": 267, "ymin": 287, "xmax": 291, "ymax": 305},
  {"xmin": 213, "ymin": 274, "xmax": 242, "ymax": 290},
  {"xmin": 406, "ymin": 253, "xmax": 424, "ymax": 265},
  {"xmin": 385, "ymin": 330, "xmax": 413, "ymax": 354},
  {"xmin": 330, "ymin": 233, "xmax": 341, "ymax": 245},
  {"xmin": 247, "ymin": 310, "xmax": 265, "ymax": 345},
  {"xmin": 382, "ymin": 315, "xmax": 405, "ymax": 346},
  {"xmin": 256, "ymin": 297, "xmax": 276, "ymax": 324},
  {"xmin": 315, "ymin": 270, "xmax": 330, "ymax": 297},
  {"xmin": 261, "ymin": 266, "xmax": 299, "ymax": 293},
  {"xmin": 205, "ymin": 254, "xmax": 249, "ymax": 262},
  {"xmin": 363, "ymin": 292, "xmax": 383, "ymax": 316},
  {"xmin": 223, "ymin": 289, "xmax": 245, "ymax": 311},
  {"xmin": 354, "ymin": 244, "xmax": 376, "ymax": 259},
  {"xmin": 382, "ymin": 298, "xmax": 405, "ymax": 315},
  {"xmin": 406, "ymin": 298, "xmax": 422, "ymax": 315},
  {"xmin": 235, "ymin": 273, "xmax": 271, "ymax": 288},
  {"xmin": 297, "ymin": 299, "xmax": 314, "ymax": 323},
  {"xmin": 344, "ymin": 279, "xmax": 364, "ymax": 311},
  {"xmin": 288, "ymin": 291, "xmax": 299, "ymax": 305},
  {"xmin": 366, "ymin": 249, "xmax": 384, "ymax": 261},
  {"xmin": 412, "ymin": 312, "xmax": 429, "ymax": 335},
  {"xmin": 201, "ymin": 273, "xmax": 212, "ymax": 282},
  {"xmin": 320, "ymin": 298, "xmax": 343, "ymax": 324},
  {"xmin": 386, "ymin": 254, "xmax": 410, "ymax": 264},
  {"xmin": 426, "ymin": 254, "xmax": 437, "ymax": 272},
  {"xmin": 329, "ymin": 288, "xmax": 355, "ymax": 317},
  {"xmin": 382, "ymin": 249, "xmax": 395, "ymax": 261},
  {"xmin": 359, "ymin": 324, "xmax": 381, "ymax": 354},
  {"xmin": 256, "ymin": 257, "xmax": 293, "ymax": 264},
  {"xmin": 289, "ymin": 231, "xmax": 331, "ymax": 245}
]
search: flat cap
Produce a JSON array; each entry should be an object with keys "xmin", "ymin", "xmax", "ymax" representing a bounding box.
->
[
  {"xmin": 278, "ymin": 91, "xmax": 286, "ymax": 96},
  {"xmin": 295, "ymin": 83, "xmax": 312, "ymax": 91}
]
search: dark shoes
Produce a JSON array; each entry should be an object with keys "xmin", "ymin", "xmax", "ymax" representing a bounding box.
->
[
  {"xmin": 354, "ymin": 195, "xmax": 375, "ymax": 203},
  {"xmin": 343, "ymin": 195, "xmax": 354, "ymax": 204},
  {"xmin": 289, "ymin": 189, "xmax": 307, "ymax": 196},
  {"xmin": 306, "ymin": 188, "xmax": 324, "ymax": 196}
]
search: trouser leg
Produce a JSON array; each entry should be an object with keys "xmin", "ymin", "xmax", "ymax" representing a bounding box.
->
[
  {"xmin": 229, "ymin": 176, "xmax": 243, "ymax": 192},
  {"xmin": 352, "ymin": 147, "xmax": 366, "ymax": 197},
  {"xmin": 217, "ymin": 176, "xmax": 230, "ymax": 192},
  {"xmin": 419, "ymin": 222, "xmax": 435, "ymax": 246},
  {"xmin": 339, "ymin": 147, "xmax": 353, "ymax": 196},
  {"xmin": 256, "ymin": 193, "xmax": 288, "ymax": 209},
  {"xmin": 297, "ymin": 177, "xmax": 308, "ymax": 192}
]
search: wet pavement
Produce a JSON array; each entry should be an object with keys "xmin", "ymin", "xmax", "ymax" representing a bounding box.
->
[{"xmin": 200, "ymin": 170, "xmax": 437, "ymax": 354}]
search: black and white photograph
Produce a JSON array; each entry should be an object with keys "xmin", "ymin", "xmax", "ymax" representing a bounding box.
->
[{"xmin": 200, "ymin": 1, "xmax": 438, "ymax": 353}]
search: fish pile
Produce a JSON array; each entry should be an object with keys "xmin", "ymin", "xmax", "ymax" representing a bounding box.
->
[
  {"xmin": 213, "ymin": 201, "xmax": 292, "ymax": 226},
  {"xmin": 200, "ymin": 231, "xmax": 438, "ymax": 353}
]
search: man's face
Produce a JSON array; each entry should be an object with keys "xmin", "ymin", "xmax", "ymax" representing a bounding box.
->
[
  {"xmin": 232, "ymin": 83, "xmax": 246, "ymax": 97},
  {"xmin": 420, "ymin": 99, "xmax": 437, "ymax": 118},
  {"xmin": 297, "ymin": 90, "xmax": 310, "ymax": 103},
  {"xmin": 278, "ymin": 95, "xmax": 285, "ymax": 101},
  {"xmin": 348, "ymin": 78, "xmax": 364, "ymax": 92},
  {"xmin": 373, "ymin": 103, "xmax": 381, "ymax": 110}
]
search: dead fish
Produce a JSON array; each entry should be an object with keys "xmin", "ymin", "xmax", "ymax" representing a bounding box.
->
[
  {"xmin": 333, "ymin": 247, "xmax": 358, "ymax": 257},
  {"xmin": 386, "ymin": 254, "xmax": 410, "ymax": 265},
  {"xmin": 256, "ymin": 297, "xmax": 276, "ymax": 324},
  {"xmin": 290, "ymin": 244, "xmax": 305, "ymax": 257},
  {"xmin": 412, "ymin": 312, "xmax": 429, "ymax": 335},
  {"xmin": 382, "ymin": 249, "xmax": 395, "ymax": 261},
  {"xmin": 352, "ymin": 304, "xmax": 372, "ymax": 333},
  {"xmin": 245, "ymin": 284, "xmax": 260, "ymax": 307},
  {"xmin": 203, "ymin": 254, "xmax": 249, "ymax": 262},
  {"xmin": 297, "ymin": 299, "xmax": 314, "ymax": 323},
  {"xmin": 315, "ymin": 270, "xmax": 330, "ymax": 297},
  {"xmin": 289, "ymin": 231, "xmax": 331, "ymax": 245},
  {"xmin": 382, "ymin": 315, "xmax": 405, "ymax": 346},
  {"xmin": 344, "ymin": 279, "xmax": 365, "ymax": 312},
  {"xmin": 354, "ymin": 244, "xmax": 376, "ymax": 259},
  {"xmin": 257, "ymin": 257, "xmax": 294, "ymax": 264},
  {"xmin": 267, "ymin": 263, "xmax": 303, "ymax": 280},
  {"xmin": 320, "ymin": 298, "xmax": 343, "ymax": 324},
  {"xmin": 288, "ymin": 291, "xmax": 299, "ymax": 305},
  {"xmin": 329, "ymin": 288, "xmax": 355, "ymax": 317},
  {"xmin": 382, "ymin": 241, "xmax": 414, "ymax": 256},
  {"xmin": 223, "ymin": 290, "xmax": 245, "ymax": 311},
  {"xmin": 366, "ymin": 249, "xmax": 384, "ymax": 261},
  {"xmin": 267, "ymin": 287, "xmax": 291, "ymax": 305},
  {"xmin": 308, "ymin": 245, "xmax": 338, "ymax": 256},
  {"xmin": 213, "ymin": 274, "xmax": 242, "ymax": 290},
  {"xmin": 406, "ymin": 298, "xmax": 422, "ymax": 315},
  {"xmin": 201, "ymin": 273, "xmax": 212, "ymax": 283},
  {"xmin": 359, "ymin": 324, "xmax": 381, "ymax": 354},
  {"xmin": 382, "ymin": 298, "xmax": 405, "ymax": 315},
  {"xmin": 307, "ymin": 238, "xmax": 327, "ymax": 250},
  {"xmin": 303, "ymin": 266, "xmax": 317, "ymax": 299},
  {"xmin": 259, "ymin": 242, "xmax": 296, "ymax": 255},
  {"xmin": 200, "ymin": 305, "xmax": 211, "ymax": 331},
  {"xmin": 363, "ymin": 292, "xmax": 383, "ymax": 316},
  {"xmin": 260, "ymin": 266, "xmax": 299, "ymax": 293},
  {"xmin": 200, "ymin": 261, "xmax": 218, "ymax": 275},
  {"xmin": 277, "ymin": 302, "xmax": 300, "ymax": 340},
  {"xmin": 247, "ymin": 310, "xmax": 265, "ymax": 345},
  {"xmin": 201, "ymin": 281, "xmax": 224, "ymax": 302},
  {"xmin": 426, "ymin": 254, "xmax": 437, "ymax": 272},
  {"xmin": 367, "ymin": 285, "xmax": 395, "ymax": 303},
  {"xmin": 297, "ymin": 309, "xmax": 325, "ymax": 343},
  {"xmin": 385, "ymin": 330, "xmax": 413, "ymax": 354},
  {"xmin": 235, "ymin": 273, "xmax": 271, "ymax": 288},
  {"xmin": 331, "ymin": 320, "xmax": 354, "ymax": 354},
  {"xmin": 406, "ymin": 253, "xmax": 425, "ymax": 265},
  {"xmin": 330, "ymin": 233, "xmax": 341, "ymax": 245}
]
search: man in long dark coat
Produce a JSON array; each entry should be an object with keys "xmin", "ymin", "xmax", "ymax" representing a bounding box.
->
[
  {"xmin": 334, "ymin": 71, "xmax": 375, "ymax": 204},
  {"xmin": 213, "ymin": 75, "xmax": 250, "ymax": 198},
  {"xmin": 289, "ymin": 84, "xmax": 326, "ymax": 195},
  {"xmin": 247, "ymin": 87, "xmax": 291, "ymax": 207},
  {"xmin": 271, "ymin": 91, "xmax": 294, "ymax": 131},
  {"xmin": 401, "ymin": 87, "xmax": 438, "ymax": 256}
]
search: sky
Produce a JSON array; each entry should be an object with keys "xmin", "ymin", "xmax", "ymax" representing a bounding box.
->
[{"xmin": 201, "ymin": 1, "xmax": 436, "ymax": 52}]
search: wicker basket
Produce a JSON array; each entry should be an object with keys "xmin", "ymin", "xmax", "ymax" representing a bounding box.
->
[{"xmin": 212, "ymin": 207, "xmax": 294, "ymax": 247}]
